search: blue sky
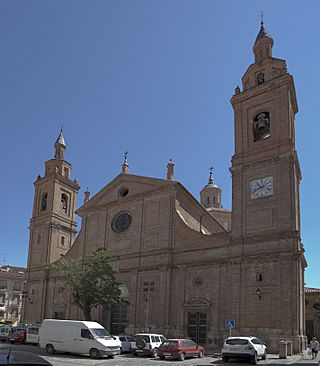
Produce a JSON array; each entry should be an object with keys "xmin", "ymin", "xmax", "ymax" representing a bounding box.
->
[{"xmin": 0, "ymin": 0, "xmax": 318, "ymax": 287}]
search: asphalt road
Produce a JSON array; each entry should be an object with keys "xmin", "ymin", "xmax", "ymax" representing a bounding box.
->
[
  {"xmin": 0, "ymin": 341, "xmax": 215, "ymax": 365},
  {"xmin": 0, "ymin": 341, "xmax": 318, "ymax": 366}
]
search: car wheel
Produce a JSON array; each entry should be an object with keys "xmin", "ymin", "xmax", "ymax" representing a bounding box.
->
[
  {"xmin": 159, "ymin": 356, "xmax": 165, "ymax": 360},
  {"xmin": 262, "ymin": 351, "xmax": 267, "ymax": 360},
  {"xmin": 222, "ymin": 356, "xmax": 229, "ymax": 362},
  {"xmin": 132, "ymin": 351, "xmax": 139, "ymax": 356},
  {"xmin": 152, "ymin": 348, "xmax": 158, "ymax": 358},
  {"xmin": 178, "ymin": 352, "xmax": 185, "ymax": 361},
  {"xmin": 251, "ymin": 353, "xmax": 257, "ymax": 364},
  {"xmin": 119, "ymin": 347, "xmax": 122, "ymax": 354},
  {"xmin": 46, "ymin": 344, "xmax": 56, "ymax": 355},
  {"xmin": 107, "ymin": 355, "xmax": 114, "ymax": 359},
  {"xmin": 198, "ymin": 350, "xmax": 204, "ymax": 358},
  {"xmin": 136, "ymin": 338, "xmax": 146, "ymax": 350},
  {"xmin": 89, "ymin": 348, "xmax": 101, "ymax": 359}
]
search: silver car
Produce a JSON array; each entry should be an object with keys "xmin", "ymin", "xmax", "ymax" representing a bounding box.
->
[{"xmin": 112, "ymin": 335, "xmax": 135, "ymax": 353}]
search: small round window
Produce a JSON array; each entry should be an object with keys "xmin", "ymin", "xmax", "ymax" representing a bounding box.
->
[
  {"xmin": 112, "ymin": 211, "xmax": 132, "ymax": 233},
  {"xmin": 118, "ymin": 187, "xmax": 129, "ymax": 197}
]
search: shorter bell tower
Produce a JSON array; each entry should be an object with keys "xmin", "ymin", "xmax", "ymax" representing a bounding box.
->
[{"xmin": 27, "ymin": 130, "xmax": 80, "ymax": 268}]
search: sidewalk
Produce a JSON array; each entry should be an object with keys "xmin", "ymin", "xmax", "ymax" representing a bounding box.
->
[
  {"xmin": 209, "ymin": 350, "xmax": 320, "ymax": 365},
  {"xmin": 259, "ymin": 351, "xmax": 320, "ymax": 366}
]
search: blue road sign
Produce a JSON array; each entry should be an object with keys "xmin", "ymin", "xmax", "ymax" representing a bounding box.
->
[{"xmin": 225, "ymin": 320, "xmax": 235, "ymax": 329}]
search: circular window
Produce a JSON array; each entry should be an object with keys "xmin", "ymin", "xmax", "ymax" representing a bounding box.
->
[
  {"xmin": 118, "ymin": 187, "xmax": 129, "ymax": 197},
  {"xmin": 112, "ymin": 211, "xmax": 132, "ymax": 233}
]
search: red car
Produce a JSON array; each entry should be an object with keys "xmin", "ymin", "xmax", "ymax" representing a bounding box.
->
[
  {"xmin": 158, "ymin": 338, "xmax": 204, "ymax": 361},
  {"xmin": 7, "ymin": 329, "xmax": 26, "ymax": 343}
]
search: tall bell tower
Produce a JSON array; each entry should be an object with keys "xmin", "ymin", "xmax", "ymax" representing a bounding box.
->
[
  {"xmin": 27, "ymin": 130, "xmax": 79, "ymax": 269},
  {"xmin": 231, "ymin": 20, "xmax": 301, "ymax": 238},
  {"xmin": 230, "ymin": 20, "xmax": 306, "ymax": 349}
]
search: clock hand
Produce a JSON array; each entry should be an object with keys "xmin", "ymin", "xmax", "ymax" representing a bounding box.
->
[{"xmin": 253, "ymin": 186, "xmax": 263, "ymax": 193}]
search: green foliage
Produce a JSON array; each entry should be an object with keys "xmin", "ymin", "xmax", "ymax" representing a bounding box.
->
[{"xmin": 48, "ymin": 250, "xmax": 122, "ymax": 320}]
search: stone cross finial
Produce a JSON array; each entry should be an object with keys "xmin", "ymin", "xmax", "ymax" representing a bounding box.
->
[{"xmin": 122, "ymin": 151, "xmax": 129, "ymax": 174}]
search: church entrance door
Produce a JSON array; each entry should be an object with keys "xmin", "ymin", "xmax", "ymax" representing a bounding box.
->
[
  {"xmin": 187, "ymin": 312, "xmax": 207, "ymax": 345},
  {"xmin": 110, "ymin": 303, "xmax": 128, "ymax": 334}
]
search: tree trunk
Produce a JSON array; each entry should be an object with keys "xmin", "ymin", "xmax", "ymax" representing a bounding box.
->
[{"xmin": 82, "ymin": 306, "xmax": 92, "ymax": 321}]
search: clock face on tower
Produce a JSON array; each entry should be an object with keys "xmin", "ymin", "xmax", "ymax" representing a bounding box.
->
[{"xmin": 250, "ymin": 177, "xmax": 273, "ymax": 199}]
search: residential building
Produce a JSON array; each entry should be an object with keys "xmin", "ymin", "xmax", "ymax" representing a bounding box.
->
[{"xmin": 0, "ymin": 266, "xmax": 26, "ymax": 325}]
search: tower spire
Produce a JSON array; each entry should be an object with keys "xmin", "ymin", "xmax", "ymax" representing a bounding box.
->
[
  {"xmin": 208, "ymin": 167, "xmax": 214, "ymax": 185},
  {"xmin": 54, "ymin": 128, "xmax": 66, "ymax": 159},
  {"xmin": 253, "ymin": 15, "xmax": 274, "ymax": 64}
]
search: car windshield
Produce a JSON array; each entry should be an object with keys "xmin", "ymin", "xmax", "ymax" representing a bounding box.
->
[
  {"xmin": 226, "ymin": 339, "xmax": 249, "ymax": 345},
  {"xmin": 161, "ymin": 341, "xmax": 178, "ymax": 348},
  {"xmin": 91, "ymin": 328, "xmax": 112, "ymax": 338}
]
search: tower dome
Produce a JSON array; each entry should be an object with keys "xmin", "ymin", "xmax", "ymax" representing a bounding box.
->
[{"xmin": 200, "ymin": 168, "xmax": 222, "ymax": 210}]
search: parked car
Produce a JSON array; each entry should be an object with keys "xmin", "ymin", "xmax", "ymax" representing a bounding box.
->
[
  {"xmin": 158, "ymin": 338, "xmax": 205, "ymax": 361},
  {"xmin": 39, "ymin": 319, "xmax": 120, "ymax": 359},
  {"xmin": 7, "ymin": 329, "xmax": 26, "ymax": 344},
  {"xmin": 112, "ymin": 335, "xmax": 134, "ymax": 353},
  {"xmin": 25, "ymin": 326, "xmax": 40, "ymax": 345},
  {"xmin": 131, "ymin": 333, "xmax": 166, "ymax": 357},
  {"xmin": 221, "ymin": 336, "xmax": 267, "ymax": 364},
  {"xmin": 0, "ymin": 327, "xmax": 11, "ymax": 342}
]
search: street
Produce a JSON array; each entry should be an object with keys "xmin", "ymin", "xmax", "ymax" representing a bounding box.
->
[{"xmin": 0, "ymin": 342, "xmax": 318, "ymax": 366}]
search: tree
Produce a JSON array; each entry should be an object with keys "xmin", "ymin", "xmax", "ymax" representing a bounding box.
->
[{"xmin": 49, "ymin": 250, "xmax": 122, "ymax": 320}]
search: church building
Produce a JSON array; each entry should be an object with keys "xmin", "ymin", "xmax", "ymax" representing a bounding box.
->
[{"xmin": 25, "ymin": 21, "xmax": 307, "ymax": 352}]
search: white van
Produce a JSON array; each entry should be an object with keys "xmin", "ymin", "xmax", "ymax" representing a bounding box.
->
[
  {"xmin": 39, "ymin": 319, "xmax": 120, "ymax": 359},
  {"xmin": 25, "ymin": 326, "xmax": 40, "ymax": 345}
]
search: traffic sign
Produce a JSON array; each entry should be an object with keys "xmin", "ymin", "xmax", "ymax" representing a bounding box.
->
[{"xmin": 225, "ymin": 320, "xmax": 235, "ymax": 329}]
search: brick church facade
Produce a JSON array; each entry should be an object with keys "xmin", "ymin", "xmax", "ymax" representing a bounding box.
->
[{"xmin": 25, "ymin": 21, "xmax": 307, "ymax": 352}]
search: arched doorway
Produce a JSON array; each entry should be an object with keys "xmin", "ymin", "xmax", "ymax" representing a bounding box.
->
[{"xmin": 184, "ymin": 297, "xmax": 211, "ymax": 345}]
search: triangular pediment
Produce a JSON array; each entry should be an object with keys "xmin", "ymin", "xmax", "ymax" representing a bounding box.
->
[{"xmin": 77, "ymin": 173, "xmax": 174, "ymax": 215}]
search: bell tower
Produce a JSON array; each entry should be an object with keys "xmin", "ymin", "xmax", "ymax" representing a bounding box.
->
[
  {"xmin": 230, "ymin": 21, "xmax": 306, "ymax": 349},
  {"xmin": 230, "ymin": 20, "xmax": 301, "ymax": 238},
  {"xmin": 27, "ymin": 130, "xmax": 80, "ymax": 268}
]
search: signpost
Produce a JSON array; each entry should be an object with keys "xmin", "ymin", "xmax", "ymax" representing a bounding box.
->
[{"xmin": 225, "ymin": 319, "xmax": 235, "ymax": 337}]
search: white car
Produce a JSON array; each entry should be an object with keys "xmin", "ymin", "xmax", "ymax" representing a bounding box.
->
[
  {"xmin": 131, "ymin": 333, "xmax": 166, "ymax": 358},
  {"xmin": 221, "ymin": 336, "xmax": 267, "ymax": 364},
  {"xmin": 112, "ymin": 335, "xmax": 134, "ymax": 353},
  {"xmin": 25, "ymin": 326, "xmax": 40, "ymax": 345},
  {"xmin": 0, "ymin": 327, "xmax": 11, "ymax": 342}
]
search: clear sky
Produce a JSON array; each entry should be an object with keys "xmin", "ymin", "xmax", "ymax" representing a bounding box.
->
[{"xmin": 0, "ymin": 1, "xmax": 318, "ymax": 287}]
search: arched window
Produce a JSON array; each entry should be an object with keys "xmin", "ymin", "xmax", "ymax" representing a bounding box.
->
[
  {"xmin": 61, "ymin": 193, "xmax": 68, "ymax": 214},
  {"xmin": 253, "ymin": 112, "xmax": 270, "ymax": 141},
  {"xmin": 41, "ymin": 193, "xmax": 47, "ymax": 211}
]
